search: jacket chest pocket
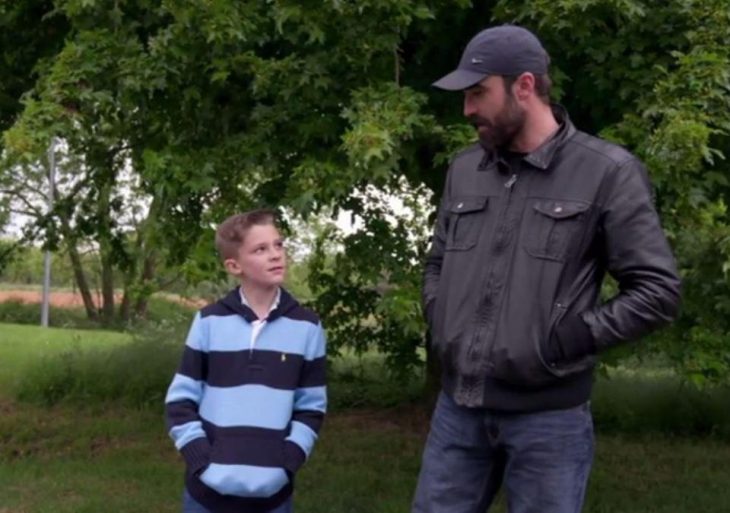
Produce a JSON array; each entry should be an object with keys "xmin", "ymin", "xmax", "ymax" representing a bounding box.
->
[
  {"xmin": 445, "ymin": 196, "xmax": 488, "ymax": 251},
  {"xmin": 523, "ymin": 199, "xmax": 591, "ymax": 261}
]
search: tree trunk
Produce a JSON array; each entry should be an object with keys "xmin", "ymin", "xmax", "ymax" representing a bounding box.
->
[
  {"xmin": 119, "ymin": 290, "xmax": 131, "ymax": 322},
  {"xmin": 132, "ymin": 253, "xmax": 156, "ymax": 318},
  {"xmin": 96, "ymin": 174, "xmax": 116, "ymax": 325},
  {"xmin": 62, "ymin": 225, "xmax": 98, "ymax": 321},
  {"xmin": 119, "ymin": 195, "xmax": 160, "ymax": 322},
  {"xmin": 99, "ymin": 251, "xmax": 115, "ymax": 324}
]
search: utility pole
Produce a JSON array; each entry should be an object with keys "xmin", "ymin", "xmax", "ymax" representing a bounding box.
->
[{"xmin": 41, "ymin": 138, "xmax": 56, "ymax": 327}]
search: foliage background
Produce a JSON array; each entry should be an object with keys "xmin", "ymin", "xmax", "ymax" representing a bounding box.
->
[{"xmin": 1, "ymin": 0, "xmax": 728, "ymax": 385}]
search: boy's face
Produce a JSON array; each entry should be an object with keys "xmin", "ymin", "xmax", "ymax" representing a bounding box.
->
[{"xmin": 224, "ymin": 223, "xmax": 286, "ymax": 289}]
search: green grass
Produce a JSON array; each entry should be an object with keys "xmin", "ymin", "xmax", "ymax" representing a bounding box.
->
[
  {"xmin": 2, "ymin": 323, "xmax": 730, "ymax": 511},
  {"xmin": 4, "ymin": 322, "xmax": 730, "ymax": 436},
  {"xmin": 2, "ymin": 324, "xmax": 180, "ymax": 408},
  {"xmin": 0, "ymin": 323, "xmax": 130, "ymax": 390},
  {"xmin": 592, "ymin": 373, "xmax": 730, "ymax": 439},
  {"xmin": 0, "ymin": 401, "xmax": 729, "ymax": 513}
]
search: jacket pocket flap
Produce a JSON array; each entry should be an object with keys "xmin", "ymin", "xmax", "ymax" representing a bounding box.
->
[
  {"xmin": 533, "ymin": 200, "xmax": 590, "ymax": 219},
  {"xmin": 448, "ymin": 196, "xmax": 488, "ymax": 214}
]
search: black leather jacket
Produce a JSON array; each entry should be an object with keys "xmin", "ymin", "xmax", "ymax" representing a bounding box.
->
[{"xmin": 423, "ymin": 107, "xmax": 681, "ymax": 410}]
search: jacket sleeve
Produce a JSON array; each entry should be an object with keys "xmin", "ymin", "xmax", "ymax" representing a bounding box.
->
[
  {"xmin": 582, "ymin": 158, "xmax": 681, "ymax": 349},
  {"xmin": 164, "ymin": 311, "xmax": 211, "ymax": 476},
  {"xmin": 283, "ymin": 322, "xmax": 327, "ymax": 474},
  {"xmin": 422, "ymin": 167, "xmax": 453, "ymax": 327}
]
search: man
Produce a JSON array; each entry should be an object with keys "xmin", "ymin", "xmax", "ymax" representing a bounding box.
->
[{"xmin": 414, "ymin": 24, "xmax": 681, "ymax": 513}]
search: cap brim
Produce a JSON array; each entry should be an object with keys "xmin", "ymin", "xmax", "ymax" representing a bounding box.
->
[{"xmin": 432, "ymin": 69, "xmax": 488, "ymax": 91}]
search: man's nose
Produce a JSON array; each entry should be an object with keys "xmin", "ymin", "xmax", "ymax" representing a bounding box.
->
[{"xmin": 463, "ymin": 97, "xmax": 476, "ymax": 118}]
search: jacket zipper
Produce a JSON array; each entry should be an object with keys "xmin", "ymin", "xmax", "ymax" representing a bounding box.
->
[{"xmin": 468, "ymin": 173, "xmax": 519, "ymax": 366}]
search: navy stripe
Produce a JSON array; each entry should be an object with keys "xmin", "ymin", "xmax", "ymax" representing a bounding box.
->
[
  {"xmin": 178, "ymin": 347, "xmax": 208, "ymax": 381},
  {"xmin": 178, "ymin": 344, "xmax": 323, "ymax": 390},
  {"xmin": 300, "ymin": 356, "xmax": 326, "ymax": 387},
  {"xmin": 209, "ymin": 435, "xmax": 284, "ymax": 467},
  {"xmin": 201, "ymin": 421, "xmax": 287, "ymax": 468},
  {"xmin": 200, "ymin": 302, "xmax": 235, "ymax": 318},
  {"xmin": 281, "ymin": 305, "xmax": 319, "ymax": 325},
  {"xmin": 166, "ymin": 400, "xmax": 199, "ymax": 430},
  {"xmin": 202, "ymin": 420, "xmax": 287, "ymax": 440},
  {"xmin": 292, "ymin": 409, "xmax": 325, "ymax": 433},
  {"xmin": 187, "ymin": 474, "xmax": 292, "ymax": 513},
  {"xmin": 205, "ymin": 350, "xmax": 304, "ymax": 390}
]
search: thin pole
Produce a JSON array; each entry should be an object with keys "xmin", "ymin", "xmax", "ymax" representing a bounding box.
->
[{"xmin": 41, "ymin": 138, "xmax": 56, "ymax": 327}]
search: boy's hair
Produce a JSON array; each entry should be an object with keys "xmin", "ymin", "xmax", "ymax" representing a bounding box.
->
[{"xmin": 215, "ymin": 209, "xmax": 278, "ymax": 261}]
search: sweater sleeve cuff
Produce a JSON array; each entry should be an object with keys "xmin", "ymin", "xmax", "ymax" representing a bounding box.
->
[
  {"xmin": 181, "ymin": 437, "xmax": 211, "ymax": 476},
  {"xmin": 555, "ymin": 311, "xmax": 596, "ymax": 361},
  {"xmin": 282, "ymin": 440, "xmax": 307, "ymax": 474}
]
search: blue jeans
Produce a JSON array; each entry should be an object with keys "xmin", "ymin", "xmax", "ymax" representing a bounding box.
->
[
  {"xmin": 412, "ymin": 391, "xmax": 594, "ymax": 513},
  {"xmin": 182, "ymin": 490, "xmax": 293, "ymax": 513}
]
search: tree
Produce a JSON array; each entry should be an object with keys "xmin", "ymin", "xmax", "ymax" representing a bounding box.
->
[{"xmin": 2, "ymin": 0, "xmax": 729, "ymax": 386}]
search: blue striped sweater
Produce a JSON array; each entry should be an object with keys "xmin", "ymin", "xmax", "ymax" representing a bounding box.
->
[{"xmin": 165, "ymin": 288, "xmax": 327, "ymax": 512}]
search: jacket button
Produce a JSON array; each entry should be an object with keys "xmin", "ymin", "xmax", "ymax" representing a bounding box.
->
[
  {"xmin": 554, "ymin": 206, "xmax": 563, "ymax": 213},
  {"xmin": 457, "ymin": 202, "xmax": 464, "ymax": 209}
]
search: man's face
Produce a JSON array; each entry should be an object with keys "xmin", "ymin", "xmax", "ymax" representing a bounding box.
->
[
  {"xmin": 224, "ymin": 224, "xmax": 287, "ymax": 289},
  {"xmin": 463, "ymin": 75, "xmax": 526, "ymax": 150}
]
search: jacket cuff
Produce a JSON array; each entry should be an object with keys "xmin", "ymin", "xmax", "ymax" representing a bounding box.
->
[
  {"xmin": 553, "ymin": 312, "xmax": 596, "ymax": 362},
  {"xmin": 282, "ymin": 440, "xmax": 306, "ymax": 474},
  {"xmin": 424, "ymin": 299, "xmax": 435, "ymax": 329},
  {"xmin": 181, "ymin": 437, "xmax": 211, "ymax": 476}
]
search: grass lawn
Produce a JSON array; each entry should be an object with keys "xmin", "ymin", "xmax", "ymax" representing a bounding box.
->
[
  {"xmin": 0, "ymin": 323, "xmax": 131, "ymax": 390},
  {"xmin": 1, "ymin": 323, "xmax": 730, "ymax": 512},
  {"xmin": 1, "ymin": 401, "xmax": 730, "ymax": 513}
]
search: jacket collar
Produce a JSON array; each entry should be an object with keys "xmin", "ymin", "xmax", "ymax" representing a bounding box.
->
[
  {"xmin": 523, "ymin": 104, "xmax": 575, "ymax": 170},
  {"xmin": 479, "ymin": 104, "xmax": 575, "ymax": 172}
]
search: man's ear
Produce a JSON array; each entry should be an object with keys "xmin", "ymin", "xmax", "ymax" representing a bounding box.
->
[{"xmin": 514, "ymin": 72, "xmax": 535, "ymax": 101}]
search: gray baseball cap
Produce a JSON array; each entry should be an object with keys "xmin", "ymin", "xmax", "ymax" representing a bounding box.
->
[{"xmin": 433, "ymin": 25, "xmax": 550, "ymax": 91}]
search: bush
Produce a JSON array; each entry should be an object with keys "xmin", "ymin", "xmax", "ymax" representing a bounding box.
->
[
  {"xmin": 0, "ymin": 300, "xmax": 96, "ymax": 329},
  {"xmin": 329, "ymin": 369, "xmax": 424, "ymax": 411},
  {"xmin": 0, "ymin": 295, "xmax": 194, "ymax": 331},
  {"xmin": 592, "ymin": 374, "xmax": 730, "ymax": 439}
]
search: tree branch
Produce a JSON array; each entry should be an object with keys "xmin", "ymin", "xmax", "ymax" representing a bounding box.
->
[{"xmin": 10, "ymin": 208, "xmax": 41, "ymax": 218}]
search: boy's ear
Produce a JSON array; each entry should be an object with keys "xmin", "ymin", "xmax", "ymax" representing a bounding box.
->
[{"xmin": 223, "ymin": 258, "xmax": 241, "ymax": 276}]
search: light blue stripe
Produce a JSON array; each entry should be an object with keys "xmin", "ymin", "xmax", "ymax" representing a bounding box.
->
[
  {"xmin": 306, "ymin": 324, "xmax": 326, "ymax": 359},
  {"xmin": 201, "ymin": 314, "xmax": 326, "ymax": 359},
  {"xmin": 165, "ymin": 374, "xmax": 203, "ymax": 404},
  {"xmin": 294, "ymin": 386, "xmax": 327, "ymax": 413},
  {"xmin": 241, "ymin": 318, "xmax": 316, "ymax": 356},
  {"xmin": 170, "ymin": 421, "xmax": 206, "ymax": 450},
  {"xmin": 286, "ymin": 420, "xmax": 317, "ymax": 457},
  {"xmin": 205, "ymin": 315, "xmax": 252, "ymax": 352},
  {"xmin": 200, "ymin": 463, "xmax": 288, "ymax": 498},
  {"xmin": 199, "ymin": 385, "xmax": 294, "ymax": 429},
  {"xmin": 185, "ymin": 312, "xmax": 206, "ymax": 351}
]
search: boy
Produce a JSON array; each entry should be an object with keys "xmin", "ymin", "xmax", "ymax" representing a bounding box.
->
[{"xmin": 165, "ymin": 209, "xmax": 327, "ymax": 513}]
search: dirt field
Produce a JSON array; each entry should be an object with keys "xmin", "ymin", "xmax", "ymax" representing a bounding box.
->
[
  {"xmin": 0, "ymin": 290, "xmax": 205, "ymax": 309},
  {"xmin": 0, "ymin": 290, "xmax": 102, "ymax": 308}
]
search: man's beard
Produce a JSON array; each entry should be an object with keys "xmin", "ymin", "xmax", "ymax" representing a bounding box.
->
[{"xmin": 469, "ymin": 95, "xmax": 526, "ymax": 151}]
